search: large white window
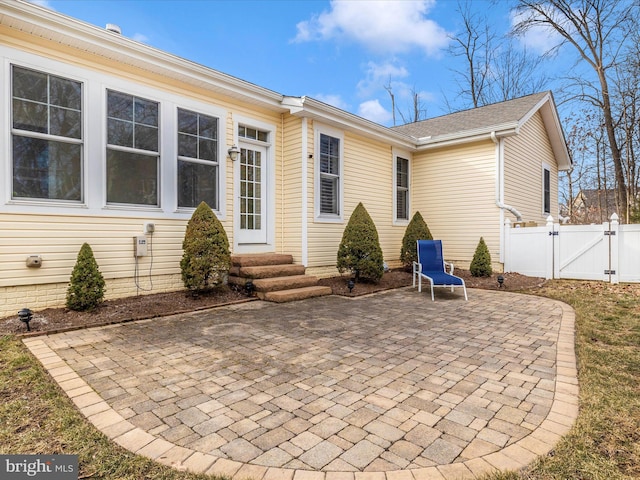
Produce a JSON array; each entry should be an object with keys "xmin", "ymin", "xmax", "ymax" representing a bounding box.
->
[
  {"xmin": 177, "ymin": 108, "xmax": 219, "ymax": 209},
  {"xmin": 11, "ymin": 65, "xmax": 83, "ymax": 202},
  {"xmin": 316, "ymin": 128, "xmax": 343, "ymax": 220},
  {"xmin": 395, "ymin": 155, "xmax": 410, "ymax": 221},
  {"xmin": 106, "ymin": 90, "xmax": 159, "ymax": 206}
]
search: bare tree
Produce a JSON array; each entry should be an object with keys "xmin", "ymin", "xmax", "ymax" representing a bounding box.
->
[
  {"xmin": 384, "ymin": 81, "xmax": 397, "ymax": 126},
  {"xmin": 512, "ymin": 0, "xmax": 638, "ymax": 222},
  {"xmin": 447, "ymin": 0, "xmax": 494, "ymax": 109}
]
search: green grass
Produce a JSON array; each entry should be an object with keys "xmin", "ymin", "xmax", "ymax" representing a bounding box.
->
[
  {"xmin": 484, "ymin": 281, "xmax": 640, "ymax": 480},
  {"xmin": 2, "ymin": 280, "xmax": 639, "ymax": 479},
  {"xmin": 0, "ymin": 335, "xmax": 225, "ymax": 479}
]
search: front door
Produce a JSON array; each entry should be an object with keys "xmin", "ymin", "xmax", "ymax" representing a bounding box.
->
[{"xmin": 236, "ymin": 144, "xmax": 267, "ymax": 245}]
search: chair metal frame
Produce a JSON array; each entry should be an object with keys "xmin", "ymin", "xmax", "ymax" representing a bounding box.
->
[{"xmin": 412, "ymin": 240, "xmax": 468, "ymax": 301}]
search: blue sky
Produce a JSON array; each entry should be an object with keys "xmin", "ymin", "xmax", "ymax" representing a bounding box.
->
[{"xmin": 30, "ymin": 0, "xmax": 565, "ymax": 125}]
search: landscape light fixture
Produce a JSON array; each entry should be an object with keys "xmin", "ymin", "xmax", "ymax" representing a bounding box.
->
[
  {"xmin": 227, "ymin": 144, "xmax": 240, "ymax": 161},
  {"xmin": 18, "ymin": 307, "xmax": 33, "ymax": 331},
  {"xmin": 347, "ymin": 279, "xmax": 355, "ymax": 293},
  {"xmin": 497, "ymin": 275, "xmax": 505, "ymax": 288}
]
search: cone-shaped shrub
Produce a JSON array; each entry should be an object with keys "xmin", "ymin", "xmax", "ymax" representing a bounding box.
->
[
  {"xmin": 470, "ymin": 237, "xmax": 492, "ymax": 277},
  {"xmin": 400, "ymin": 211, "xmax": 433, "ymax": 268},
  {"xmin": 337, "ymin": 203, "xmax": 384, "ymax": 283},
  {"xmin": 66, "ymin": 242, "xmax": 106, "ymax": 311},
  {"xmin": 181, "ymin": 201, "xmax": 231, "ymax": 292}
]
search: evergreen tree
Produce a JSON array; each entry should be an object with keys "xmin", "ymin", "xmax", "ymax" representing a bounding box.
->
[
  {"xmin": 66, "ymin": 243, "xmax": 106, "ymax": 311},
  {"xmin": 337, "ymin": 203, "xmax": 384, "ymax": 282},
  {"xmin": 400, "ymin": 211, "xmax": 433, "ymax": 268},
  {"xmin": 470, "ymin": 237, "xmax": 492, "ymax": 277},
  {"xmin": 181, "ymin": 201, "xmax": 231, "ymax": 293}
]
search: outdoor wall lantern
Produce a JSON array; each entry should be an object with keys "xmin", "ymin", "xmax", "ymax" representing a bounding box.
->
[
  {"xmin": 18, "ymin": 308, "xmax": 33, "ymax": 331},
  {"xmin": 228, "ymin": 144, "xmax": 240, "ymax": 161}
]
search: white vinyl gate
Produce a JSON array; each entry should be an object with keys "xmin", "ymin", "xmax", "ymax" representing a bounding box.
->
[{"xmin": 504, "ymin": 214, "xmax": 640, "ymax": 283}]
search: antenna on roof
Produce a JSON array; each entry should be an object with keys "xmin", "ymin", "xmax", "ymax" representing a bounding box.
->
[{"xmin": 105, "ymin": 24, "xmax": 122, "ymax": 34}]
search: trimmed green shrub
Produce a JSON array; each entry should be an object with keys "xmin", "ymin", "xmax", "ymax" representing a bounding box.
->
[
  {"xmin": 337, "ymin": 202, "xmax": 384, "ymax": 282},
  {"xmin": 66, "ymin": 242, "xmax": 106, "ymax": 311},
  {"xmin": 400, "ymin": 211, "xmax": 433, "ymax": 268},
  {"xmin": 470, "ymin": 237, "xmax": 492, "ymax": 277},
  {"xmin": 181, "ymin": 201, "xmax": 231, "ymax": 293}
]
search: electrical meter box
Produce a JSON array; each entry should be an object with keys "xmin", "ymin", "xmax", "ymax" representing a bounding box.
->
[{"xmin": 133, "ymin": 235, "xmax": 148, "ymax": 257}]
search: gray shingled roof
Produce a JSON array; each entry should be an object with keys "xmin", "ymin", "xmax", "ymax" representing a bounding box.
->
[{"xmin": 392, "ymin": 92, "xmax": 550, "ymax": 138}]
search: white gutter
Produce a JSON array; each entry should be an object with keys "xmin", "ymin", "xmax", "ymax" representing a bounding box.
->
[
  {"xmin": 283, "ymin": 96, "xmax": 416, "ymax": 150},
  {"xmin": 491, "ymin": 131, "xmax": 522, "ymax": 222}
]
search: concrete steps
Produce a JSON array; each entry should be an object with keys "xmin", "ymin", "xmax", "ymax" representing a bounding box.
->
[{"xmin": 229, "ymin": 253, "xmax": 331, "ymax": 303}]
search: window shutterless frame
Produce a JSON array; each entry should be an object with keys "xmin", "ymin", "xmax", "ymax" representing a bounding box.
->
[
  {"xmin": 314, "ymin": 126, "xmax": 344, "ymax": 222},
  {"xmin": 105, "ymin": 89, "xmax": 160, "ymax": 207},
  {"xmin": 10, "ymin": 64, "xmax": 84, "ymax": 203}
]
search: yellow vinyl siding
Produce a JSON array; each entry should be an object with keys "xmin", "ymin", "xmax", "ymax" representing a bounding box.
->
[
  {"xmin": 280, "ymin": 114, "xmax": 303, "ymax": 261},
  {"xmin": 306, "ymin": 129, "xmax": 406, "ymax": 272},
  {"xmin": 504, "ymin": 112, "xmax": 559, "ymax": 224},
  {"xmin": 412, "ymin": 141, "xmax": 499, "ymax": 267},
  {"xmin": 0, "ymin": 213, "xmax": 194, "ymax": 287}
]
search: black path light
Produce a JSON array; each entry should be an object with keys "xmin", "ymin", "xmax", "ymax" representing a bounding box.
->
[
  {"xmin": 18, "ymin": 308, "xmax": 33, "ymax": 331},
  {"xmin": 347, "ymin": 278, "xmax": 355, "ymax": 293},
  {"xmin": 497, "ymin": 275, "xmax": 505, "ymax": 288},
  {"xmin": 245, "ymin": 280, "xmax": 255, "ymax": 296}
]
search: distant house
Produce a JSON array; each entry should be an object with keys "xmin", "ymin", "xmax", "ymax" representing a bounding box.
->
[
  {"xmin": 571, "ymin": 189, "xmax": 618, "ymax": 224},
  {"xmin": 0, "ymin": 1, "xmax": 571, "ymax": 316}
]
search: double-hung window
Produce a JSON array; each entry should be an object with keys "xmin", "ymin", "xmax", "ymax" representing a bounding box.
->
[
  {"xmin": 543, "ymin": 165, "xmax": 551, "ymax": 215},
  {"xmin": 106, "ymin": 90, "xmax": 159, "ymax": 206},
  {"xmin": 177, "ymin": 108, "xmax": 219, "ymax": 209},
  {"xmin": 395, "ymin": 156, "xmax": 410, "ymax": 221},
  {"xmin": 11, "ymin": 65, "xmax": 83, "ymax": 202},
  {"xmin": 319, "ymin": 133, "xmax": 341, "ymax": 216}
]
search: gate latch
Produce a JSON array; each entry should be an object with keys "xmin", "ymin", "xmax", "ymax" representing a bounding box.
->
[
  {"xmin": 604, "ymin": 270, "xmax": 616, "ymax": 275},
  {"xmin": 604, "ymin": 230, "xmax": 616, "ymax": 236},
  {"xmin": 548, "ymin": 231, "xmax": 559, "ymax": 236}
]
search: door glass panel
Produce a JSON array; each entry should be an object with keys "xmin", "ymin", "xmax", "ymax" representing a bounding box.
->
[{"xmin": 240, "ymin": 148, "xmax": 262, "ymax": 231}]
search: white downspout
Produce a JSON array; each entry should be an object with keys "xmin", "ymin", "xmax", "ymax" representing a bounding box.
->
[
  {"xmin": 492, "ymin": 131, "xmax": 522, "ymax": 265},
  {"xmin": 492, "ymin": 132, "xmax": 522, "ymax": 222}
]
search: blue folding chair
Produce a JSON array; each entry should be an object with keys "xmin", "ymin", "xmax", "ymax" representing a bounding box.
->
[{"xmin": 413, "ymin": 240, "xmax": 468, "ymax": 301}]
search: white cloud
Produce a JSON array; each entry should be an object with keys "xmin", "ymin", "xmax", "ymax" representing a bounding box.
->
[
  {"xmin": 357, "ymin": 60, "xmax": 409, "ymax": 97},
  {"xmin": 358, "ymin": 99, "xmax": 392, "ymax": 124},
  {"xmin": 510, "ymin": 9, "xmax": 564, "ymax": 55},
  {"xmin": 294, "ymin": 0, "xmax": 450, "ymax": 55},
  {"xmin": 314, "ymin": 93, "xmax": 350, "ymax": 110}
]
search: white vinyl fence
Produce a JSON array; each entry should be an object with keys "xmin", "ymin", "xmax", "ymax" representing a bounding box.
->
[{"xmin": 504, "ymin": 214, "xmax": 640, "ymax": 283}]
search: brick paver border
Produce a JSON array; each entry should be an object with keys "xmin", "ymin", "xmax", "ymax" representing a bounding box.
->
[{"xmin": 23, "ymin": 293, "xmax": 578, "ymax": 480}]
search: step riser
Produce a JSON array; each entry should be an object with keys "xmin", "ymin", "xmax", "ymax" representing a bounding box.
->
[
  {"xmin": 262, "ymin": 286, "xmax": 332, "ymax": 303},
  {"xmin": 233, "ymin": 265, "xmax": 306, "ymax": 279},
  {"xmin": 231, "ymin": 254, "xmax": 294, "ymax": 267}
]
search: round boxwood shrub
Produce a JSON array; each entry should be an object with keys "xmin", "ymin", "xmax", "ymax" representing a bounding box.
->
[
  {"xmin": 337, "ymin": 202, "xmax": 384, "ymax": 283},
  {"xmin": 400, "ymin": 211, "xmax": 433, "ymax": 268},
  {"xmin": 181, "ymin": 201, "xmax": 231, "ymax": 293},
  {"xmin": 66, "ymin": 242, "xmax": 106, "ymax": 311},
  {"xmin": 470, "ymin": 237, "xmax": 493, "ymax": 277}
]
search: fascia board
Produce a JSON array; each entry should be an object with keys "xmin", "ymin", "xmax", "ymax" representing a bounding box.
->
[
  {"xmin": 285, "ymin": 96, "xmax": 416, "ymax": 150},
  {"xmin": 415, "ymin": 124, "xmax": 519, "ymax": 150},
  {"xmin": 2, "ymin": 0, "xmax": 285, "ymax": 109},
  {"xmin": 538, "ymin": 100, "xmax": 572, "ymax": 171}
]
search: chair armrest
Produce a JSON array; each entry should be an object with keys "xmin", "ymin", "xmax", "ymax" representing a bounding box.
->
[
  {"xmin": 445, "ymin": 261, "xmax": 454, "ymax": 274},
  {"xmin": 413, "ymin": 261, "xmax": 421, "ymax": 274}
]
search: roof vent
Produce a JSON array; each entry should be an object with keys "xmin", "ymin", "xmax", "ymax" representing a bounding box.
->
[{"xmin": 105, "ymin": 23, "xmax": 122, "ymax": 34}]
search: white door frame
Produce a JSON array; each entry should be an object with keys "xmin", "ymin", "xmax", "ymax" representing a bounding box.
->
[{"xmin": 233, "ymin": 119, "xmax": 276, "ymax": 253}]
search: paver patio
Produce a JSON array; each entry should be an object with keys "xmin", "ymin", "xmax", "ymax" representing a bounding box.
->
[{"xmin": 23, "ymin": 288, "xmax": 578, "ymax": 479}]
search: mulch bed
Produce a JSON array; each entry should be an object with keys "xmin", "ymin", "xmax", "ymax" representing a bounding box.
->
[{"xmin": 0, "ymin": 269, "xmax": 545, "ymax": 336}]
